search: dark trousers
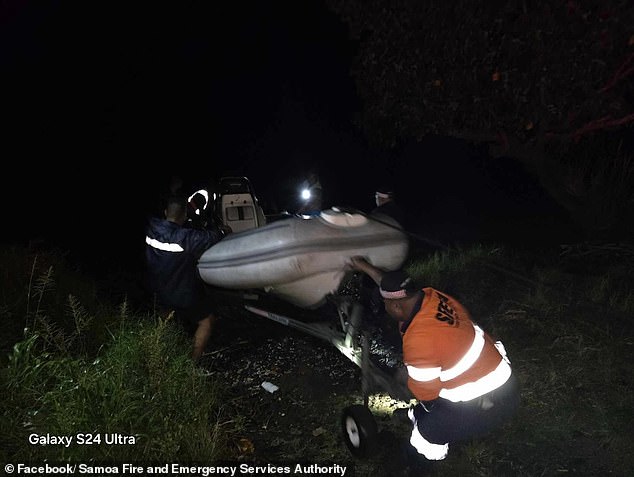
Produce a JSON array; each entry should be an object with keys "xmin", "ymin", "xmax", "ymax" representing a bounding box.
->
[{"xmin": 414, "ymin": 372, "xmax": 521, "ymax": 444}]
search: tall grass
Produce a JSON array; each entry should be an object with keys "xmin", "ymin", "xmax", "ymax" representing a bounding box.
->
[
  {"xmin": 0, "ymin": 245, "xmax": 229, "ymax": 464},
  {"xmin": 2, "ymin": 241, "xmax": 632, "ymax": 475},
  {"xmin": 397, "ymin": 243, "xmax": 634, "ymax": 476}
]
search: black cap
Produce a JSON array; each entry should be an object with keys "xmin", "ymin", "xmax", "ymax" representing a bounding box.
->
[{"xmin": 379, "ymin": 270, "xmax": 416, "ymax": 299}]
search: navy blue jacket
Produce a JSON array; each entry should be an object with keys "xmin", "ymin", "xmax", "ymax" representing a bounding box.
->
[{"xmin": 145, "ymin": 217, "xmax": 223, "ymax": 310}]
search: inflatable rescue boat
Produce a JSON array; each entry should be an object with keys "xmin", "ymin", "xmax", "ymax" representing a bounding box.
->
[{"xmin": 197, "ymin": 208, "xmax": 409, "ymax": 309}]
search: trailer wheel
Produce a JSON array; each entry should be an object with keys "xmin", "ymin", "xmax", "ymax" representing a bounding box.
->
[{"xmin": 341, "ymin": 404, "xmax": 378, "ymax": 458}]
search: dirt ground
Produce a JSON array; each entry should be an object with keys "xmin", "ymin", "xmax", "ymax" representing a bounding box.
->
[{"xmin": 200, "ymin": 289, "xmax": 420, "ymax": 476}]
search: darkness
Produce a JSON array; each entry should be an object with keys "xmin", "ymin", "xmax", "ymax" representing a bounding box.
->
[{"xmin": 2, "ymin": 1, "xmax": 580, "ymax": 280}]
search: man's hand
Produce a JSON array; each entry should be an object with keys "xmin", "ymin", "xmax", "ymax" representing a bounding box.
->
[
  {"xmin": 346, "ymin": 256, "xmax": 384, "ymax": 287},
  {"xmin": 346, "ymin": 255, "xmax": 369, "ymax": 271}
]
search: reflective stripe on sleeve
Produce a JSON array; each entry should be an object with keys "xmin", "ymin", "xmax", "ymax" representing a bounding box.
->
[
  {"xmin": 438, "ymin": 358, "xmax": 512, "ymax": 402},
  {"xmin": 439, "ymin": 324, "xmax": 485, "ymax": 381},
  {"xmin": 406, "ymin": 323, "xmax": 484, "ymax": 383},
  {"xmin": 407, "ymin": 364, "xmax": 442, "ymax": 382},
  {"xmin": 146, "ymin": 236, "xmax": 184, "ymax": 252}
]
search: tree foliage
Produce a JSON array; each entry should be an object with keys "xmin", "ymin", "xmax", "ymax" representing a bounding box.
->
[{"xmin": 326, "ymin": 0, "xmax": 634, "ymax": 236}]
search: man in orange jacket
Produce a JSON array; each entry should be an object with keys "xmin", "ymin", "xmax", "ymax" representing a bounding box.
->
[{"xmin": 348, "ymin": 256, "xmax": 520, "ymax": 461}]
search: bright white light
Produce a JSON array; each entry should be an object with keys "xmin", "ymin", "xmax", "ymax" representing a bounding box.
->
[
  {"xmin": 301, "ymin": 188, "xmax": 311, "ymax": 200},
  {"xmin": 368, "ymin": 393, "xmax": 417, "ymax": 417}
]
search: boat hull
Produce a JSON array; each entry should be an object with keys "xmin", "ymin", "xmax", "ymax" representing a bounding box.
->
[{"xmin": 197, "ymin": 209, "xmax": 409, "ymax": 308}]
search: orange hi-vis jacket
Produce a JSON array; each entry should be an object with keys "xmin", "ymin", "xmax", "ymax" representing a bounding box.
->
[{"xmin": 401, "ymin": 288, "xmax": 512, "ymax": 402}]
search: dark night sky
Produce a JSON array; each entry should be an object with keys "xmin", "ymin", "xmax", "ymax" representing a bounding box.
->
[{"xmin": 2, "ymin": 1, "xmax": 580, "ymax": 275}]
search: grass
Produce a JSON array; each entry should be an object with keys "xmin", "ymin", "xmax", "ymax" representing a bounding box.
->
[
  {"xmin": 1, "ymin": 241, "xmax": 633, "ymax": 475},
  {"xmin": 397, "ymin": 243, "xmax": 634, "ymax": 476},
  {"xmin": 1, "ymin": 318, "xmax": 228, "ymax": 463},
  {"xmin": 0, "ymin": 245, "xmax": 230, "ymax": 464}
]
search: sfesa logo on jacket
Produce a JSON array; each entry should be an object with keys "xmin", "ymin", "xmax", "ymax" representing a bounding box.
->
[{"xmin": 434, "ymin": 292, "xmax": 458, "ymax": 325}]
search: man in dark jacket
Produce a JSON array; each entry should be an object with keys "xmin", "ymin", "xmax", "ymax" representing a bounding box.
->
[{"xmin": 145, "ymin": 194, "xmax": 225, "ymax": 361}]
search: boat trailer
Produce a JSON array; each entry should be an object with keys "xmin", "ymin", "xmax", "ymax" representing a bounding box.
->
[{"xmin": 241, "ymin": 293, "xmax": 412, "ymax": 457}]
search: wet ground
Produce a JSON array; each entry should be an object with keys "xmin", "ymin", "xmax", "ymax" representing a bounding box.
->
[{"xmin": 199, "ymin": 282, "xmax": 420, "ymax": 476}]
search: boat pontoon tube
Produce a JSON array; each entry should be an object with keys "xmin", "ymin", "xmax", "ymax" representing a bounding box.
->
[{"xmin": 197, "ymin": 208, "xmax": 409, "ymax": 309}]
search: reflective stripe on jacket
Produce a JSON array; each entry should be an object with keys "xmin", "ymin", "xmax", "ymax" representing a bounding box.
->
[
  {"xmin": 144, "ymin": 216, "xmax": 223, "ymax": 310},
  {"xmin": 402, "ymin": 288, "xmax": 511, "ymax": 402}
]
